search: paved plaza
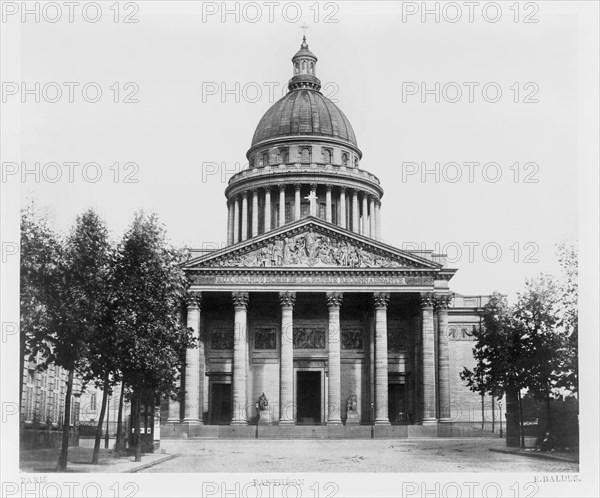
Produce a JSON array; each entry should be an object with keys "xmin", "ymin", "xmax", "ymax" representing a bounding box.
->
[{"xmin": 147, "ymin": 438, "xmax": 579, "ymax": 473}]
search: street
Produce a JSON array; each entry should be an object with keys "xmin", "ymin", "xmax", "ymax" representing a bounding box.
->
[{"xmin": 145, "ymin": 438, "xmax": 578, "ymax": 473}]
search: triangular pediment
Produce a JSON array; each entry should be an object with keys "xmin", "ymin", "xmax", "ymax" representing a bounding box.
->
[{"xmin": 185, "ymin": 217, "xmax": 441, "ymax": 271}]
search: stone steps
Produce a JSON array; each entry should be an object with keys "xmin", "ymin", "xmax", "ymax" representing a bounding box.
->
[{"xmin": 162, "ymin": 423, "xmax": 498, "ymax": 440}]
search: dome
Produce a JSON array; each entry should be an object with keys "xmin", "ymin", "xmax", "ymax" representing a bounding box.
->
[{"xmin": 251, "ymin": 89, "xmax": 358, "ymax": 147}]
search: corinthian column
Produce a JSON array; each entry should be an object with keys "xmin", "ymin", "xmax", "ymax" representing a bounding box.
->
[
  {"xmin": 373, "ymin": 292, "xmax": 390, "ymax": 425},
  {"xmin": 369, "ymin": 196, "xmax": 376, "ymax": 239},
  {"xmin": 279, "ymin": 184, "xmax": 286, "ymax": 227},
  {"xmin": 352, "ymin": 190, "xmax": 359, "ymax": 233},
  {"xmin": 326, "ymin": 292, "xmax": 343, "ymax": 425},
  {"xmin": 251, "ymin": 189, "xmax": 259, "ymax": 238},
  {"xmin": 241, "ymin": 191, "xmax": 248, "ymax": 242},
  {"xmin": 420, "ymin": 292, "xmax": 437, "ymax": 424},
  {"xmin": 264, "ymin": 187, "xmax": 271, "ymax": 233},
  {"xmin": 279, "ymin": 292, "xmax": 296, "ymax": 424},
  {"xmin": 184, "ymin": 291, "xmax": 202, "ymax": 424},
  {"xmin": 436, "ymin": 294, "xmax": 452, "ymax": 421},
  {"xmin": 339, "ymin": 187, "xmax": 347, "ymax": 229},
  {"xmin": 233, "ymin": 196, "xmax": 240, "ymax": 244},
  {"xmin": 325, "ymin": 186, "xmax": 332, "ymax": 223},
  {"xmin": 361, "ymin": 194, "xmax": 369, "ymax": 236},
  {"xmin": 231, "ymin": 292, "xmax": 249, "ymax": 425},
  {"xmin": 294, "ymin": 184, "xmax": 301, "ymax": 220},
  {"xmin": 227, "ymin": 201, "xmax": 234, "ymax": 245},
  {"xmin": 375, "ymin": 201, "xmax": 382, "ymax": 240},
  {"xmin": 167, "ymin": 380, "xmax": 181, "ymax": 423}
]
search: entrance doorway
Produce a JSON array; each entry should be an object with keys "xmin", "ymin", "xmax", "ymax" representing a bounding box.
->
[
  {"xmin": 388, "ymin": 383, "xmax": 407, "ymax": 424},
  {"xmin": 210, "ymin": 383, "xmax": 232, "ymax": 425},
  {"xmin": 296, "ymin": 371, "xmax": 321, "ymax": 425}
]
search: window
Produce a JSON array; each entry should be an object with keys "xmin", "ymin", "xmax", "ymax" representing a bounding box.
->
[
  {"xmin": 354, "ymin": 157, "xmax": 359, "ymax": 168},
  {"xmin": 341, "ymin": 153, "xmax": 349, "ymax": 166},
  {"xmin": 300, "ymin": 202, "xmax": 310, "ymax": 217},
  {"xmin": 300, "ymin": 147, "xmax": 310, "ymax": 163},
  {"xmin": 279, "ymin": 148, "xmax": 288, "ymax": 164},
  {"xmin": 90, "ymin": 393, "xmax": 97, "ymax": 411},
  {"xmin": 262, "ymin": 152, "xmax": 269, "ymax": 167},
  {"xmin": 322, "ymin": 148, "xmax": 332, "ymax": 164},
  {"xmin": 319, "ymin": 203, "xmax": 326, "ymax": 220},
  {"xmin": 249, "ymin": 156, "xmax": 255, "ymax": 168}
]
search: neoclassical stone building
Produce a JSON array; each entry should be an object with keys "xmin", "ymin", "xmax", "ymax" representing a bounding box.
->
[{"xmin": 164, "ymin": 38, "xmax": 490, "ymax": 436}]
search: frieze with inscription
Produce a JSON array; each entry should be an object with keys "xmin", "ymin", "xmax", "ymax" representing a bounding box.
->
[
  {"xmin": 191, "ymin": 274, "xmax": 435, "ymax": 287},
  {"xmin": 210, "ymin": 231, "xmax": 411, "ymax": 269}
]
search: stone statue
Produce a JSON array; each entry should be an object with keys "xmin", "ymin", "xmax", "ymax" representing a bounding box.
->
[
  {"xmin": 258, "ymin": 392, "xmax": 269, "ymax": 411},
  {"xmin": 347, "ymin": 393, "xmax": 358, "ymax": 412}
]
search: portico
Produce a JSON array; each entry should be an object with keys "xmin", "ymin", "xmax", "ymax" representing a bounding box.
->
[{"xmin": 170, "ymin": 217, "xmax": 455, "ymax": 428}]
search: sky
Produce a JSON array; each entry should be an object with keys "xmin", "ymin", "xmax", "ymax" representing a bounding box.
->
[{"xmin": 2, "ymin": 1, "xmax": 597, "ymax": 300}]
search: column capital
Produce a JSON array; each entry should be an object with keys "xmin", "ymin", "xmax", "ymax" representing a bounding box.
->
[
  {"xmin": 419, "ymin": 292, "xmax": 435, "ymax": 309},
  {"xmin": 372, "ymin": 292, "xmax": 390, "ymax": 309},
  {"xmin": 279, "ymin": 291, "xmax": 296, "ymax": 308},
  {"xmin": 278, "ymin": 183, "xmax": 286, "ymax": 192},
  {"xmin": 251, "ymin": 187, "xmax": 258, "ymax": 195},
  {"xmin": 326, "ymin": 292, "xmax": 344, "ymax": 308},
  {"xmin": 186, "ymin": 290, "xmax": 202, "ymax": 308},
  {"xmin": 310, "ymin": 183, "xmax": 317, "ymax": 190},
  {"xmin": 340, "ymin": 186, "xmax": 347, "ymax": 193},
  {"xmin": 232, "ymin": 291, "xmax": 249, "ymax": 309},
  {"xmin": 434, "ymin": 293, "xmax": 453, "ymax": 311},
  {"xmin": 241, "ymin": 190, "xmax": 248, "ymax": 199},
  {"xmin": 352, "ymin": 188, "xmax": 359, "ymax": 197},
  {"xmin": 326, "ymin": 184, "xmax": 333, "ymax": 192},
  {"xmin": 264, "ymin": 185, "xmax": 272, "ymax": 193},
  {"xmin": 294, "ymin": 183, "xmax": 302, "ymax": 191}
]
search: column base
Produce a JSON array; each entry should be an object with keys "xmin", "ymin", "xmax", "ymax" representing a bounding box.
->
[
  {"xmin": 374, "ymin": 418, "xmax": 391, "ymax": 425},
  {"xmin": 421, "ymin": 418, "xmax": 438, "ymax": 426},
  {"xmin": 230, "ymin": 419, "xmax": 248, "ymax": 426},
  {"xmin": 166, "ymin": 418, "xmax": 182, "ymax": 424},
  {"xmin": 327, "ymin": 420, "xmax": 342, "ymax": 426},
  {"xmin": 182, "ymin": 418, "xmax": 202, "ymax": 425},
  {"xmin": 278, "ymin": 420, "xmax": 295, "ymax": 426},
  {"xmin": 438, "ymin": 418, "xmax": 452, "ymax": 423}
]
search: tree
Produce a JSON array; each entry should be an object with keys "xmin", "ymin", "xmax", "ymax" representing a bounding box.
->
[
  {"xmin": 555, "ymin": 243, "xmax": 578, "ymax": 394},
  {"xmin": 460, "ymin": 292, "xmax": 526, "ymax": 447},
  {"xmin": 47, "ymin": 209, "xmax": 113, "ymax": 471},
  {"xmin": 113, "ymin": 212, "xmax": 196, "ymax": 462},
  {"xmin": 20, "ymin": 205, "xmax": 62, "ymax": 407}
]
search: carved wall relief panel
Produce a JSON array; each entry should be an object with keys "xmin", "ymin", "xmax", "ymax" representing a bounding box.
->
[
  {"xmin": 254, "ymin": 328, "xmax": 277, "ymax": 350},
  {"xmin": 210, "ymin": 328, "xmax": 234, "ymax": 350},
  {"xmin": 341, "ymin": 328, "xmax": 364, "ymax": 350},
  {"xmin": 293, "ymin": 327, "xmax": 326, "ymax": 349}
]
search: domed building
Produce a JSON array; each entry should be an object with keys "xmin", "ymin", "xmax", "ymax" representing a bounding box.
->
[{"xmin": 165, "ymin": 39, "xmax": 491, "ymax": 438}]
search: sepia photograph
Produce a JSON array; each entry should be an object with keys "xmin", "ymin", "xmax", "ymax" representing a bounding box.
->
[{"xmin": 1, "ymin": 1, "xmax": 598, "ymax": 496}]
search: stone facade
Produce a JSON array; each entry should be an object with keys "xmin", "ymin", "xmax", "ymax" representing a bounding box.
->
[{"xmin": 164, "ymin": 38, "xmax": 492, "ymax": 434}]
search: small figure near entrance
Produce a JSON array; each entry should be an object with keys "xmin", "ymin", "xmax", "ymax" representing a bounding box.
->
[
  {"xmin": 258, "ymin": 392, "xmax": 269, "ymax": 411},
  {"xmin": 257, "ymin": 392, "xmax": 272, "ymax": 425},
  {"xmin": 345, "ymin": 393, "xmax": 359, "ymax": 425}
]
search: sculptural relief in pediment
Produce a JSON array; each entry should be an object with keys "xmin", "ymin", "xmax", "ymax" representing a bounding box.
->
[{"xmin": 212, "ymin": 231, "xmax": 409, "ymax": 268}]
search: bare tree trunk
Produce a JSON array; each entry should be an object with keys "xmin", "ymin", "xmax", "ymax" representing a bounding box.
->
[
  {"xmin": 546, "ymin": 393, "xmax": 552, "ymax": 432},
  {"xmin": 134, "ymin": 390, "xmax": 142, "ymax": 462},
  {"xmin": 92, "ymin": 375, "xmax": 109, "ymax": 464},
  {"xmin": 491, "ymin": 395, "xmax": 495, "ymax": 434},
  {"xmin": 481, "ymin": 394, "xmax": 485, "ymax": 431},
  {"xmin": 518, "ymin": 390, "xmax": 525, "ymax": 449},
  {"xmin": 56, "ymin": 368, "xmax": 74, "ymax": 471},
  {"xmin": 505, "ymin": 388, "xmax": 519, "ymax": 447},
  {"xmin": 114, "ymin": 381, "xmax": 125, "ymax": 453}
]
